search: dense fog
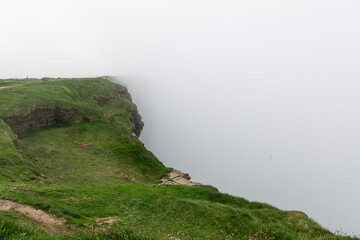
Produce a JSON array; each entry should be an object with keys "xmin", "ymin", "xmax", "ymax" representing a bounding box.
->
[{"xmin": 1, "ymin": 0, "xmax": 360, "ymax": 235}]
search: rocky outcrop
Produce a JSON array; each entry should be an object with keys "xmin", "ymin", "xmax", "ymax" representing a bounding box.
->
[
  {"xmin": 2, "ymin": 86, "xmax": 144, "ymax": 137},
  {"xmin": 117, "ymin": 88, "xmax": 132, "ymax": 101},
  {"xmin": 91, "ymin": 87, "xmax": 143, "ymax": 136},
  {"xmin": 131, "ymin": 106, "xmax": 144, "ymax": 137},
  {"xmin": 160, "ymin": 169, "xmax": 201, "ymax": 186},
  {"xmin": 93, "ymin": 89, "xmax": 132, "ymax": 104},
  {"xmin": 3, "ymin": 107, "xmax": 77, "ymax": 136},
  {"xmin": 117, "ymin": 88, "xmax": 144, "ymax": 136}
]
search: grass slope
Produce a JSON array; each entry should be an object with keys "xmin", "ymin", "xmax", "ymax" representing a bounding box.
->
[{"xmin": 0, "ymin": 78, "xmax": 356, "ymax": 240}]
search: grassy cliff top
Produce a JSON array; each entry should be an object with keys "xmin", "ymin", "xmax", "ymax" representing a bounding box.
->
[{"xmin": 0, "ymin": 78, "xmax": 356, "ymax": 240}]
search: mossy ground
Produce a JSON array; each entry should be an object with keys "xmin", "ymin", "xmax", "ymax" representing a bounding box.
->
[{"xmin": 0, "ymin": 78, "xmax": 356, "ymax": 239}]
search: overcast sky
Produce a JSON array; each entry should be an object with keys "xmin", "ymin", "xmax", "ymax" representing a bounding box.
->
[{"xmin": 1, "ymin": 0, "xmax": 360, "ymax": 235}]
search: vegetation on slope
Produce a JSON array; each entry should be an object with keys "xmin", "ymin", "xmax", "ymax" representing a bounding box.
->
[{"xmin": 0, "ymin": 78, "xmax": 356, "ymax": 240}]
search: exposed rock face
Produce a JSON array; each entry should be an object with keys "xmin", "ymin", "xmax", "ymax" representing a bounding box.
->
[
  {"xmin": 117, "ymin": 88, "xmax": 132, "ymax": 101},
  {"xmin": 115, "ymin": 88, "xmax": 144, "ymax": 136},
  {"xmin": 160, "ymin": 169, "xmax": 201, "ymax": 186},
  {"xmin": 3, "ymin": 107, "xmax": 77, "ymax": 136},
  {"xmin": 131, "ymin": 107, "xmax": 144, "ymax": 137},
  {"xmin": 91, "ymin": 87, "xmax": 143, "ymax": 136},
  {"xmin": 2, "ymin": 87, "xmax": 144, "ymax": 137},
  {"xmin": 93, "ymin": 89, "xmax": 132, "ymax": 105}
]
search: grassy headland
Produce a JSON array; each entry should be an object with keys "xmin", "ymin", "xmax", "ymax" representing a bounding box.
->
[{"xmin": 0, "ymin": 77, "xmax": 356, "ymax": 240}]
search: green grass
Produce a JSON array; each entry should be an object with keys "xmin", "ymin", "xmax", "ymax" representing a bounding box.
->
[
  {"xmin": 17, "ymin": 122, "xmax": 167, "ymax": 185},
  {"xmin": 0, "ymin": 77, "xmax": 357, "ymax": 240}
]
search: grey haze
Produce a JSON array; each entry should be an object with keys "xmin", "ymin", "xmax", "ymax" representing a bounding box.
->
[{"xmin": 1, "ymin": 0, "xmax": 360, "ymax": 235}]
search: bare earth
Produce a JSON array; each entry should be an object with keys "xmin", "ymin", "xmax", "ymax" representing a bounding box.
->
[
  {"xmin": 0, "ymin": 170, "xmax": 199, "ymax": 229},
  {"xmin": 94, "ymin": 216, "xmax": 121, "ymax": 230},
  {"xmin": 0, "ymin": 200, "xmax": 65, "ymax": 226},
  {"xmin": 0, "ymin": 84, "xmax": 23, "ymax": 89}
]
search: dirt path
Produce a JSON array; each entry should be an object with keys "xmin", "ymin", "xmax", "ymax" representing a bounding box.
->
[
  {"xmin": 160, "ymin": 169, "xmax": 201, "ymax": 186},
  {"xmin": 0, "ymin": 200, "xmax": 65, "ymax": 226},
  {"xmin": 0, "ymin": 84, "xmax": 24, "ymax": 89}
]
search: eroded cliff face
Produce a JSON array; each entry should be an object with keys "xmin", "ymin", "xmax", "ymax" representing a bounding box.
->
[
  {"xmin": 93, "ymin": 88, "xmax": 144, "ymax": 136},
  {"xmin": 2, "ymin": 87, "xmax": 144, "ymax": 137},
  {"xmin": 118, "ymin": 88, "xmax": 144, "ymax": 136},
  {"xmin": 131, "ymin": 107, "xmax": 144, "ymax": 137},
  {"xmin": 3, "ymin": 107, "xmax": 77, "ymax": 136},
  {"xmin": 93, "ymin": 89, "xmax": 132, "ymax": 104}
]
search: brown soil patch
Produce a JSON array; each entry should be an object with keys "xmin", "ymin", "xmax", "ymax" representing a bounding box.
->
[
  {"xmin": 0, "ymin": 84, "xmax": 23, "ymax": 89},
  {"xmin": 0, "ymin": 200, "xmax": 66, "ymax": 226},
  {"xmin": 87, "ymin": 216, "xmax": 121, "ymax": 232},
  {"xmin": 120, "ymin": 172, "xmax": 136, "ymax": 182},
  {"xmin": 95, "ymin": 216, "xmax": 121, "ymax": 230}
]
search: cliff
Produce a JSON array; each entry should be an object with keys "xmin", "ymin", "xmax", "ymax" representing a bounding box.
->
[{"xmin": 0, "ymin": 78, "xmax": 355, "ymax": 240}]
